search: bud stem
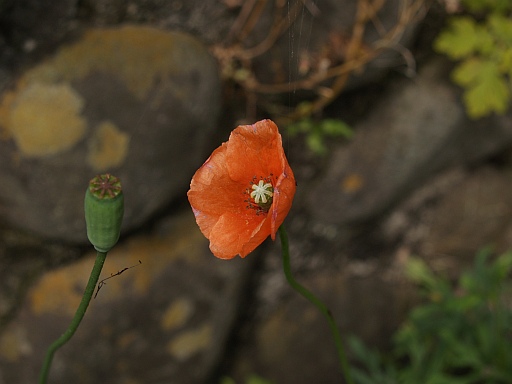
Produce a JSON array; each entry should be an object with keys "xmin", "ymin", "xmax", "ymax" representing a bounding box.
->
[{"xmin": 38, "ymin": 250, "xmax": 107, "ymax": 384}]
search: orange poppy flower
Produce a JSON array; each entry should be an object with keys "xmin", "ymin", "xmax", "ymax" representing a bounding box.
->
[{"xmin": 188, "ymin": 119, "xmax": 296, "ymax": 259}]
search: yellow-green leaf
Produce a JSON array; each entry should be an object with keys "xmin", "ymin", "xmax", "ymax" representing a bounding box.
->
[
  {"xmin": 452, "ymin": 57, "xmax": 483, "ymax": 86},
  {"xmin": 498, "ymin": 47, "xmax": 512, "ymax": 77},
  {"xmin": 462, "ymin": 0, "xmax": 512, "ymax": 13},
  {"xmin": 434, "ymin": 17, "xmax": 490, "ymax": 59},
  {"xmin": 489, "ymin": 14, "xmax": 512, "ymax": 45},
  {"xmin": 462, "ymin": 61, "xmax": 510, "ymax": 118}
]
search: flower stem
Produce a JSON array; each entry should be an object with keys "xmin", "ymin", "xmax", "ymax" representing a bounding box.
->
[
  {"xmin": 278, "ymin": 225, "xmax": 354, "ymax": 384},
  {"xmin": 38, "ymin": 251, "xmax": 108, "ymax": 384}
]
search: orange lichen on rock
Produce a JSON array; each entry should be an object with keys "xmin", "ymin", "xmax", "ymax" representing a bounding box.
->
[
  {"xmin": 188, "ymin": 119, "xmax": 296, "ymax": 259},
  {"xmin": 166, "ymin": 324, "xmax": 212, "ymax": 361},
  {"xmin": 341, "ymin": 173, "xmax": 364, "ymax": 193},
  {"xmin": 87, "ymin": 120, "xmax": 130, "ymax": 171},
  {"xmin": 29, "ymin": 26, "xmax": 205, "ymax": 101},
  {"xmin": 2, "ymin": 82, "xmax": 86, "ymax": 157},
  {"xmin": 0, "ymin": 25, "xmax": 209, "ymax": 158},
  {"xmin": 29, "ymin": 264, "xmax": 88, "ymax": 317},
  {"xmin": 161, "ymin": 297, "xmax": 195, "ymax": 332}
]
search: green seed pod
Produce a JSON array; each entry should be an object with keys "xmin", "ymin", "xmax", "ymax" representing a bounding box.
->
[{"xmin": 84, "ymin": 174, "xmax": 124, "ymax": 253}]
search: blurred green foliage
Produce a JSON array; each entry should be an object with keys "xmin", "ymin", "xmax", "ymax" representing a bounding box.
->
[
  {"xmin": 220, "ymin": 374, "xmax": 273, "ymax": 384},
  {"xmin": 462, "ymin": 0, "xmax": 512, "ymax": 13},
  {"xmin": 434, "ymin": 0, "xmax": 512, "ymax": 118},
  {"xmin": 351, "ymin": 249, "xmax": 512, "ymax": 384},
  {"xmin": 286, "ymin": 117, "xmax": 353, "ymax": 155}
]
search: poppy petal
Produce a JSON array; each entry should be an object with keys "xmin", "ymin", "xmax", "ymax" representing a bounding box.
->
[
  {"xmin": 270, "ymin": 164, "xmax": 296, "ymax": 239},
  {"xmin": 208, "ymin": 213, "xmax": 270, "ymax": 259},
  {"xmin": 188, "ymin": 144, "xmax": 242, "ymax": 217},
  {"xmin": 226, "ymin": 120, "xmax": 283, "ymax": 183}
]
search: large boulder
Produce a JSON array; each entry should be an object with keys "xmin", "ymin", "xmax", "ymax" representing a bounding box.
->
[
  {"xmin": 0, "ymin": 25, "xmax": 221, "ymax": 243},
  {"xmin": 0, "ymin": 211, "xmax": 253, "ymax": 384},
  {"xmin": 309, "ymin": 59, "xmax": 512, "ymax": 226}
]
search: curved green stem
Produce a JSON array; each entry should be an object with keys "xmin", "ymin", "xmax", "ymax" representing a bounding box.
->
[
  {"xmin": 39, "ymin": 251, "xmax": 107, "ymax": 384},
  {"xmin": 278, "ymin": 226, "xmax": 354, "ymax": 384}
]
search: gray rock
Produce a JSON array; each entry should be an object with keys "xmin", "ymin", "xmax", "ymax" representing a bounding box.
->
[
  {"xmin": 227, "ymin": 252, "xmax": 416, "ymax": 384},
  {"xmin": 0, "ymin": 0, "xmax": 78, "ymax": 62},
  {"xmin": 0, "ymin": 210, "xmax": 253, "ymax": 384},
  {"xmin": 0, "ymin": 25, "xmax": 221, "ymax": 243},
  {"xmin": 309, "ymin": 58, "xmax": 512, "ymax": 226},
  {"xmin": 392, "ymin": 166, "xmax": 512, "ymax": 263}
]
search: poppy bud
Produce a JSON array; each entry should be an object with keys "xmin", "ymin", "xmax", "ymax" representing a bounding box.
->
[{"xmin": 84, "ymin": 174, "xmax": 124, "ymax": 253}]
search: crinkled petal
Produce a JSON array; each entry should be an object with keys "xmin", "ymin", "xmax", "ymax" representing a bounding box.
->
[
  {"xmin": 226, "ymin": 120, "xmax": 283, "ymax": 183},
  {"xmin": 208, "ymin": 212, "xmax": 270, "ymax": 259},
  {"xmin": 188, "ymin": 144, "xmax": 242, "ymax": 217},
  {"xmin": 270, "ymin": 163, "xmax": 296, "ymax": 239}
]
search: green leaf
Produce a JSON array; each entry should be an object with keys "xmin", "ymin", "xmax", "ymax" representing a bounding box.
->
[
  {"xmin": 462, "ymin": 0, "xmax": 512, "ymax": 13},
  {"xmin": 488, "ymin": 14, "xmax": 512, "ymax": 45},
  {"xmin": 434, "ymin": 17, "xmax": 493, "ymax": 59},
  {"xmin": 219, "ymin": 377, "xmax": 236, "ymax": 384},
  {"xmin": 452, "ymin": 57, "xmax": 483, "ymax": 86},
  {"xmin": 319, "ymin": 119, "xmax": 353, "ymax": 137},
  {"xmin": 452, "ymin": 58, "xmax": 510, "ymax": 118},
  {"xmin": 306, "ymin": 131, "xmax": 327, "ymax": 155},
  {"xmin": 286, "ymin": 118, "xmax": 312, "ymax": 136},
  {"xmin": 247, "ymin": 375, "xmax": 273, "ymax": 384},
  {"xmin": 405, "ymin": 258, "xmax": 438, "ymax": 290},
  {"xmin": 494, "ymin": 251, "xmax": 512, "ymax": 279},
  {"xmin": 497, "ymin": 47, "xmax": 512, "ymax": 77},
  {"xmin": 461, "ymin": 60, "xmax": 510, "ymax": 118}
]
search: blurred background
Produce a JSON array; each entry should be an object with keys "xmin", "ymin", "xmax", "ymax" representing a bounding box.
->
[{"xmin": 1, "ymin": 0, "xmax": 512, "ymax": 383}]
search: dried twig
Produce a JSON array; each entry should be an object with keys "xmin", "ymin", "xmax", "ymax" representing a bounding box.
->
[{"xmin": 213, "ymin": 0, "xmax": 431, "ymax": 122}]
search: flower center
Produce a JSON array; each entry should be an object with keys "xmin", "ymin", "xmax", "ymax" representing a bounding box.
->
[
  {"xmin": 250, "ymin": 179, "xmax": 273, "ymax": 205},
  {"xmin": 245, "ymin": 177, "xmax": 274, "ymax": 213}
]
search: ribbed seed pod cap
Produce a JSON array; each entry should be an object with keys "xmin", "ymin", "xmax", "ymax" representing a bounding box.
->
[{"xmin": 84, "ymin": 174, "xmax": 124, "ymax": 253}]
